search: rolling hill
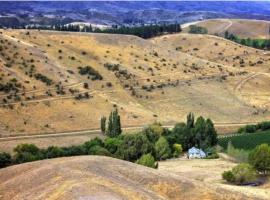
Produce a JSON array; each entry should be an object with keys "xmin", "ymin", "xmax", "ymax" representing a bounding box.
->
[
  {"xmin": 183, "ymin": 19, "xmax": 270, "ymax": 39},
  {"xmin": 0, "ymin": 156, "xmax": 258, "ymax": 200},
  {"xmin": 0, "ymin": 25, "xmax": 270, "ymax": 137}
]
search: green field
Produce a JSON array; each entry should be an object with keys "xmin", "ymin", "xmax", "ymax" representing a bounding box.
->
[{"xmin": 218, "ymin": 131, "xmax": 270, "ymax": 150}]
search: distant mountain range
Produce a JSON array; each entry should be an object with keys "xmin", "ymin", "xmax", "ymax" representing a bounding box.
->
[{"xmin": 0, "ymin": 1, "xmax": 270, "ymax": 27}]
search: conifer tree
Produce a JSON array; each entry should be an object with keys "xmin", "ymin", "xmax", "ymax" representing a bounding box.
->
[{"xmin": 100, "ymin": 116, "xmax": 106, "ymax": 134}]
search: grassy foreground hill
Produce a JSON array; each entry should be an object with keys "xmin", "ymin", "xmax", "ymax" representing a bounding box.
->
[
  {"xmin": 0, "ymin": 155, "xmax": 258, "ymax": 200},
  {"xmin": 0, "ymin": 27, "xmax": 270, "ymax": 136}
]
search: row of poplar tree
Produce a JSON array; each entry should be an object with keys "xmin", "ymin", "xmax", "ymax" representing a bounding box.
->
[{"xmin": 100, "ymin": 109, "xmax": 122, "ymax": 137}]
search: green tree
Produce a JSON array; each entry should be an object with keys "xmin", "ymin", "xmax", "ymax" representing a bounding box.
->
[
  {"xmin": 170, "ymin": 122, "xmax": 189, "ymax": 150},
  {"xmin": 116, "ymin": 133, "xmax": 153, "ymax": 161},
  {"xmin": 142, "ymin": 122, "xmax": 164, "ymax": 143},
  {"xmin": 155, "ymin": 136, "xmax": 171, "ymax": 160},
  {"xmin": 100, "ymin": 116, "xmax": 106, "ymax": 133},
  {"xmin": 84, "ymin": 137, "xmax": 104, "ymax": 152},
  {"xmin": 205, "ymin": 118, "xmax": 217, "ymax": 146},
  {"xmin": 223, "ymin": 163, "xmax": 256, "ymax": 185},
  {"xmin": 186, "ymin": 112, "xmax": 194, "ymax": 129},
  {"xmin": 106, "ymin": 109, "xmax": 122, "ymax": 137},
  {"xmin": 136, "ymin": 153, "xmax": 157, "ymax": 168},
  {"xmin": 249, "ymin": 143, "xmax": 270, "ymax": 175},
  {"xmin": 106, "ymin": 111, "xmax": 113, "ymax": 136}
]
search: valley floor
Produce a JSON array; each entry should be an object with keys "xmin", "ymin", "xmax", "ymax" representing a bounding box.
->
[{"xmin": 159, "ymin": 157, "xmax": 270, "ymax": 200}]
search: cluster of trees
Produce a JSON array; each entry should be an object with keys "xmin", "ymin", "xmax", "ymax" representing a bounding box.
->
[
  {"xmin": 34, "ymin": 73, "xmax": 53, "ymax": 86},
  {"xmin": 188, "ymin": 25, "xmax": 208, "ymax": 34},
  {"xmin": 23, "ymin": 23, "xmax": 182, "ymax": 39},
  {"xmin": 0, "ymin": 113, "xmax": 217, "ymax": 169},
  {"xmin": 169, "ymin": 113, "xmax": 217, "ymax": 151},
  {"xmin": 224, "ymin": 31, "xmax": 270, "ymax": 50},
  {"xmin": 78, "ymin": 66, "xmax": 103, "ymax": 80},
  {"xmin": 223, "ymin": 143, "xmax": 270, "ymax": 185},
  {"xmin": 101, "ymin": 109, "xmax": 122, "ymax": 137},
  {"xmin": 238, "ymin": 121, "xmax": 270, "ymax": 133}
]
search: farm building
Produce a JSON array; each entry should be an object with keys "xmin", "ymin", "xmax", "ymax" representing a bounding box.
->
[{"xmin": 188, "ymin": 147, "xmax": 206, "ymax": 159}]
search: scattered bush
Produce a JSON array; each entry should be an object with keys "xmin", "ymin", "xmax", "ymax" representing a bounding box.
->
[
  {"xmin": 104, "ymin": 63, "xmax": 120, "ymax": 71},
  {"xmin": 172, "ymin": 143, "xmax": 182, "ymax": 157},
  {"xmin": 78, "ymin": 66, "xmax": 103, "ymax": 80},
  {"xmin": 222, "ymin": 163, "xmax": 256, "ymax": 185},
  {"xmin": 189, "ymin": 25, "xmax": 208, "ymax": 34},
  {"xmin": 249, "ymin": 143, "xmax": 270, "ymax": 174},
  {"xmin": 34, "ymin": 73, "xmax": 53, "ymax": 85},
  {"xmin": 136, "ymin": 153, "xmax": 157, "ymax": 168}
]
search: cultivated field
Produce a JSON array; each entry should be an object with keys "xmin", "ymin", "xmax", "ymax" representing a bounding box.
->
[{"xmin": 218, "ymin": 130, "xmax": 270, "ymax": 150}]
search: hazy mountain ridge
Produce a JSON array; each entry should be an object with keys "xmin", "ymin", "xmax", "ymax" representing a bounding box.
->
[{"xmin": 0, "ymin": 1, "xmax": 270, "ymax": 27}]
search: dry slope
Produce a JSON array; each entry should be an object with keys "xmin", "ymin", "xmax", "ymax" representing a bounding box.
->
[
  {"xmin": 183, "ymin": 19, "xmax": 270, "ymax": 39},
  {"xmin": 0, "ymin": 26, "xmax": 270, "ymax": 136},
  {"xmin": 0, "ymin": 156, "xmax": 256, "ymax": 200}
]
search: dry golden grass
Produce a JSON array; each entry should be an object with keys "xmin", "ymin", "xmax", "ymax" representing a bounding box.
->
[
  {"xmin": 0, "ymin": 26, "xmax": 269, "ymax": 139},
  {"xmin": 183, "ymin": 19, "xmax": 270, "ymax": 39},
  {"xmin": 159, "ymin": 157, "xmax": 270, "ymax": 200},
  {"xmin": 0, "ymin": 156, "xmax": 257, "ymax": 200}
]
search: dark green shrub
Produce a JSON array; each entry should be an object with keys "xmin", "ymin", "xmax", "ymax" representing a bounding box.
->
[
  {"xmin": 189, "ymin": 25, "xmax": 208, "ymax": 34},
  {"xmin": 104, "ymin": 137, "xmax": 122, "ymax": 154},
  {"xmin": 62, "ymin": 145, "xmax": 86, "ymax": 156},
  {"xmin": 87, "ymin": 145, "xmax": 111, "ymax": 156},
  {"xmin": 0, "ymin": 152, "xmax": 12, "ymax": 168},
  {"xmin": 84, "ymin": 138, "xmax": 104, "ymax": 152},
  {"xmin": 245, "ymin": 125, "xmax": 257, "ymax": 133},
  {"xmin": 258, "ymin": 121, "xmax": 270, "ymax": 131},
  {"xmin": 44, "ymin": 146, "xmax": 65, "ymax": 158},
  {"xmin": 136, "ymin": 153, "xmax": 157, "ymax": 168},
  {"xmin": 78, "ymin": 66, "xmax": 103, "ymax": 80},
  {"xmin": 172, "ymin": 143, "xmax": 182, "ymax": 158},
  {"xmin": 222, "ymin": 170, "xmax": 235, "ymax": 183},
  {"xmin": 14, "ymin": 143, "xmax": 42, "ymax": 163}
]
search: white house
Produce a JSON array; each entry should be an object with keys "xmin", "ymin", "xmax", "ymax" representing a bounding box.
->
[{"xmin": 187, "ymin": 147, "xmax": 206, "ymax": 159}]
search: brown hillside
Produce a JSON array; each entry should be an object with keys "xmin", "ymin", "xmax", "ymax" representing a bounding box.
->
[
  {"xmin": 0, "ymin": 27, "xmax": 270, "ymax": 138},
  {"xmin": 183, "ymin": 19, "xmax": 270, "ymax": 39},
  {"xmin": 0, "ymin": 156, "xmax": 256, "ymax": 200}
]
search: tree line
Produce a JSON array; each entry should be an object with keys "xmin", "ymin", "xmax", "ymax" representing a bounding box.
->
[
  {"xmin": 225, "ymin": 31, "xmax": 270, "ymax": 50},
  {"xmin": 0, "ymin": 112, "xmax": 217, "ymax": 169},
  {"xmin": 20, "ymin": 23, "xmax": 182, "ymax": 39}
]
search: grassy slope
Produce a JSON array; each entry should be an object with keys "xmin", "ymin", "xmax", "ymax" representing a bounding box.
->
[
  {"xmin": 183, "ymin": 19, "xmax": 270, "ymax": 39},
  {"xmin": 0, "ymin": 155, "xmax": 257, "ymax": 200},
  {"xmin": 0, "ymin": 26, "xmax": 270, "ymax": 136}
]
